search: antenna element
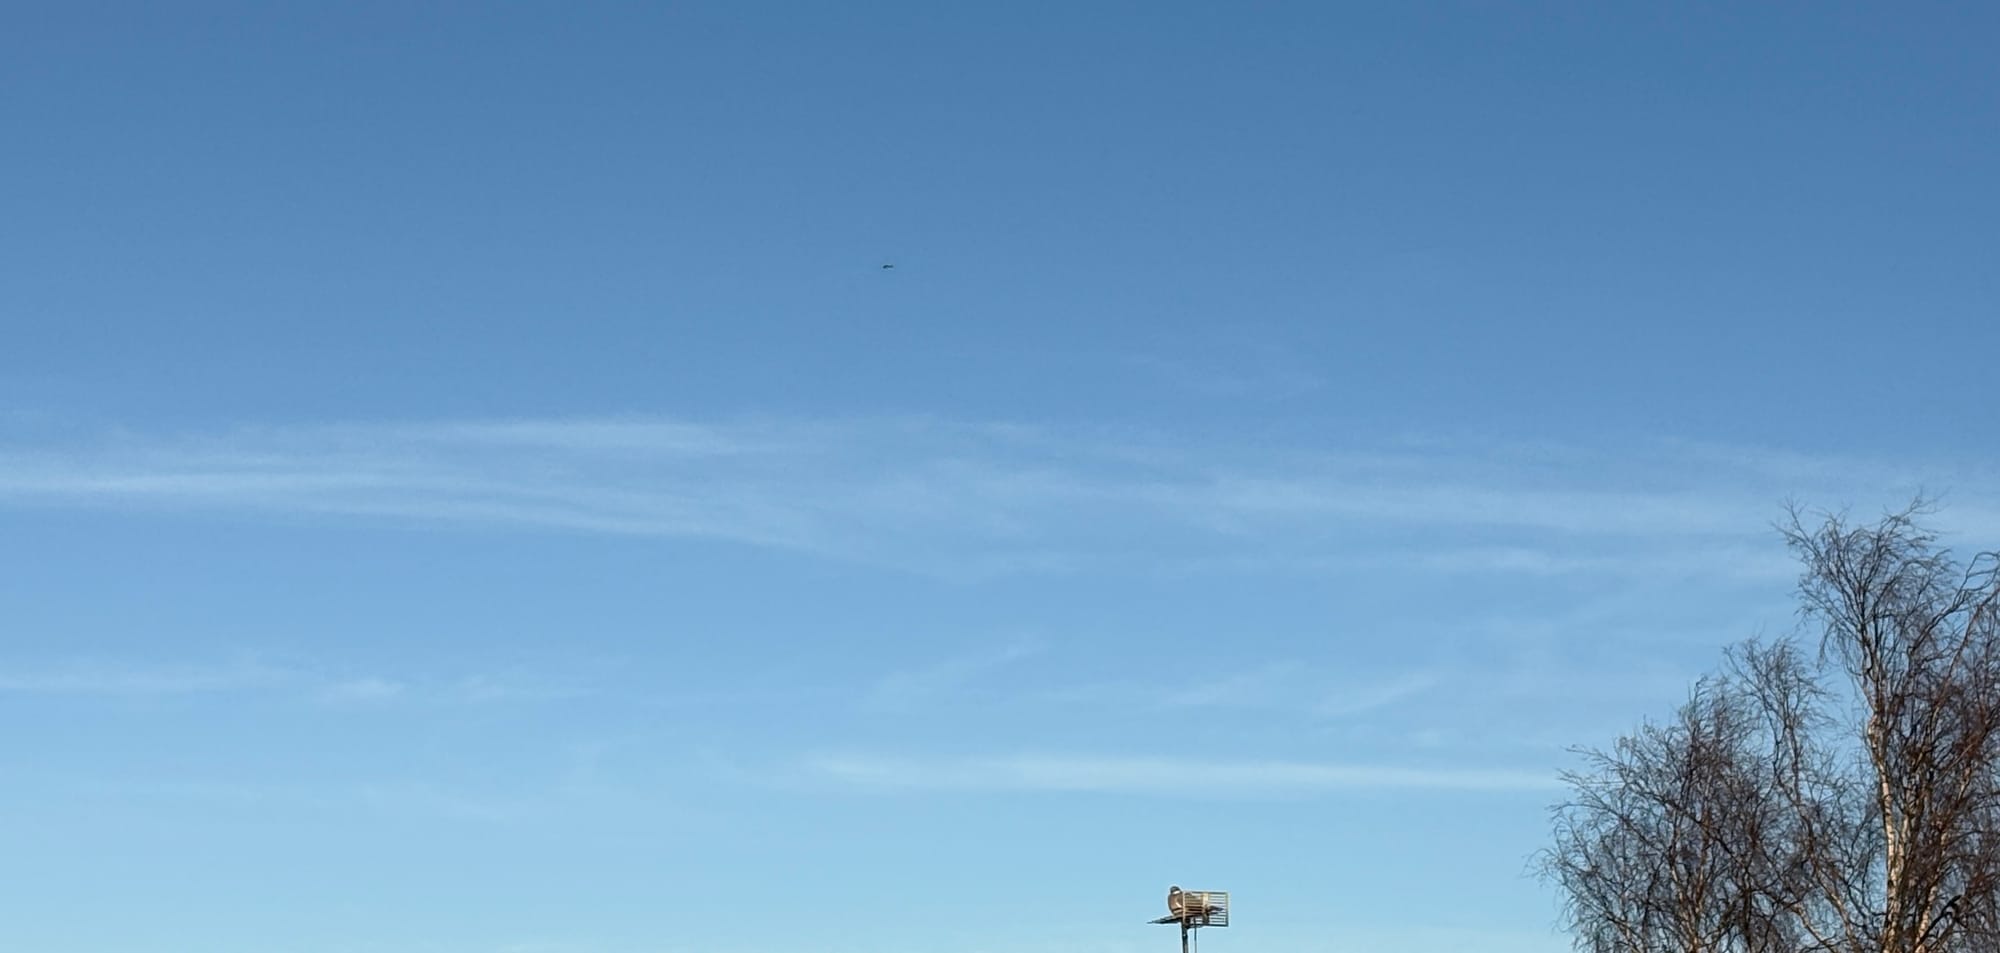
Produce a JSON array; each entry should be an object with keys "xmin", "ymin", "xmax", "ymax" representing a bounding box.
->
[{"xmin": 1150, "ymin": 886, "xmax": 1229, "ymax": 953}]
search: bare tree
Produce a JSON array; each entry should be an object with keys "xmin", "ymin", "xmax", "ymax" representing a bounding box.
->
[
  {"xmin": 1544, "ymin": 503, "xmax": 2000, "ymax": 953},
  {"xmin": 1544, "ymin": 665, "xmax": 1804, "ymax": 953}
]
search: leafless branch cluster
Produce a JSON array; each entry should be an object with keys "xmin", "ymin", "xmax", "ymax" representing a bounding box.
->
[{"xmin": 1544, "ymin": 502, "xmax": 2000, "ymax": 953}]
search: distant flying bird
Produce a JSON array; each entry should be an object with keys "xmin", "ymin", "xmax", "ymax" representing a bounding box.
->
[{"xmin": 881, "ymin": 263, "xmax": 894, "ymax": 269}]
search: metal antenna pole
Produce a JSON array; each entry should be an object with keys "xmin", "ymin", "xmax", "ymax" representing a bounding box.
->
[{"xmin": 1181, "ymin": 921, "xmax": 1190, "ymax": 953}]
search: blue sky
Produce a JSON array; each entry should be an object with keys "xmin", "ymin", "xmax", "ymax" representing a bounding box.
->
[{"xmin": 3, "ymin": 3, "xmax": 1998, "ymax": 952}]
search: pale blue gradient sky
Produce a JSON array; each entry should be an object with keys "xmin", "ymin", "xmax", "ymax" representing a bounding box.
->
[{"xmin": 3, "ymin": 4, "xmax": 1998, "ymax": 953}]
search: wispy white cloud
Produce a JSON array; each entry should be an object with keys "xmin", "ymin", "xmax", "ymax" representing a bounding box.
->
[
  {"xmin": 803, "ymin": 752, "xmax": 1560, "ymax": 795},
  {"xmin": 1313, "ymin": 671, "xmax": 1441, "ymax": 718},
  {"xmin": 449, "ymin": 673, "xmax": 583, "ymax": 704},
  {"xmin": 70, "ymin": 776, "xmax": 531, "ymax": 823},
  {"xmin": 318, "ymin": 676, "xmax": 407, "ymax": 703},
  {"xmin": 869, "ymin": 641, "xmax": 1043, "ymax": 709},
  {"xmin": 1166, "ymin": 661, "xmax": 1305, "ymax": 708},
  {"xmin": 352, "ymin": 781, "xmax": 527, "ymax": 823},
  {"xmin": 1026, "ymin": 661, "xmax": 1444, "ymax": 723},
  {"xmin": 0, "ymin": 659, "xmax": 288, "ymax": 695},
  {"xmin": 1123, "ymin": 352, "xmax": 1326, "ymax": 398},
  {"xmin": 0, "ymin": 656, "xmax": 575, "ymax": 707},
  {"xmin": 2, "ymin": 415, "xmax": 1993, "ymax": 578}
]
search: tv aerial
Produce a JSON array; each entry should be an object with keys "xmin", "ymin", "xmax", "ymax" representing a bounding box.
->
[{"xmin": 1150, "ymin": 885, "xmax": 1228, "ymax": 953}]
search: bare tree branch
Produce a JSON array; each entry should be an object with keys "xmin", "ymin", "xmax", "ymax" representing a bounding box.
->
[{"xmin": 1545, "ymin": 502, "xmax": 2000, "ymax": 953}]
